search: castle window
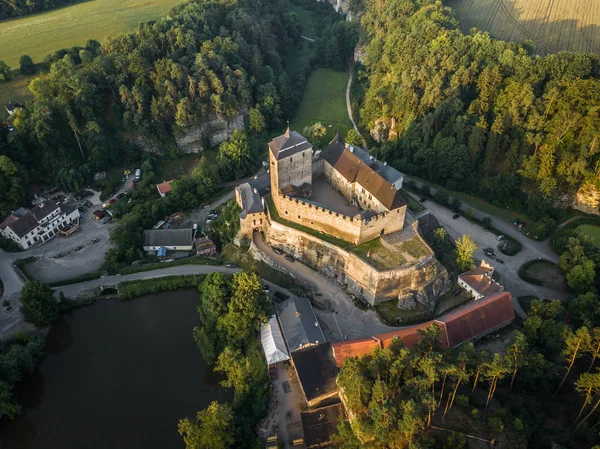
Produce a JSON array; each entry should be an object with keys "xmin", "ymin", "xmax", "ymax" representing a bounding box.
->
[
  {"xmin": 369, "ymin": 194, "xmax": 372, "ymax": 200},
  {"xmin": 362, "ymin": 188, "xmax": 365, "ymax": 194},
  {"xmin": 298, "ymin": 215, "xmax": 301, "ymax": 219},
  {"xmin": 253, "ymin": 220, "xmax": 256, "ymax": 225},
  {"xmin": 311, "ymin": 221, "xmax": 314, "ymax": 225},
  {"xmin": 285, "ymin": 211, "xmax": 288, "ymax": 215}
]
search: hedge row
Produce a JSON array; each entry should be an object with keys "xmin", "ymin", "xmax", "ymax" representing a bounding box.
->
[
  {"xmin": 517, "ymin": 260, "xmax": 549, "ymax": 286},
  {"xmin": 118, "ymin": 275, "xmax": 207, "ymax": 300},
  {"xmin": 118, "ymin": 257, "xmax": 222, "ymax": 275}
]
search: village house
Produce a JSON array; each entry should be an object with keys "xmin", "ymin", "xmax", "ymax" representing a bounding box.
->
[
  {"xmin": 0, "ymin": 200, "xmax": 80, "ymax": 249},
  {"xmin": 195, "ymin": 236, "xmax": 217, "ymax": 256},
  {"xmin": 5, "ymin": 102, "xmax": 24, "ymax": 116},
  {"xmin": 156, "ymin": 180, "xmax": 173, "ymax": 198},
  {"xmin": 142, "ymin": 228, "xmax": 195, "ymax": 252},
  {"xmin": 458, "ymin": 260, "xmax": 503, "ymax": 300}
]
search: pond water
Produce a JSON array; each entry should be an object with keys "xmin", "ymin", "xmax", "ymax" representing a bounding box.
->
[{"xmin": 0, "ymin": 289, "xmax": 229, "ymax": 449}]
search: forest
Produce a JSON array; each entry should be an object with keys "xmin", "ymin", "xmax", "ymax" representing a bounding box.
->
[
  {"xmin": 0, "ymin": 0, "xmax": 75, "ymax": 19},
  {"xmin": 357, "ymin": 0, "xmax": 600, "ymax": 219}
]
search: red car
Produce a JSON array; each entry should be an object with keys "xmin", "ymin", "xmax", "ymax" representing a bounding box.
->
[
  {"xmin": 130, "ymin": 183, "xmax": 137, "ymax": 189},
  {"xmin": 108, "ymin": 198, "xmax": 116, "ymax": 205}
]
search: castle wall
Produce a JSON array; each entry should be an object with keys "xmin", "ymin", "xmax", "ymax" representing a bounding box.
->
[
  {"xmin": 239, "ymin": 211, "xmax": 267, "ymax": 238},
  {"xmin": 273, "ymin": 193, "xmax": 362, "ymax": 244},
  {"xmin": 322, "ymin": 160, "xmax": 355, "ymax": 205},
  {"xmin": 264, "ymin": 218, "xmax": 450, "ymax": 307},
  {"xmin": 359, "ymin": 207, "xmax": 406, "ymax": 242}
]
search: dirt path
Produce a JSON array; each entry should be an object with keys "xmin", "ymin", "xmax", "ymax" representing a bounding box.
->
[{"xmin": 346, "ymin": 68, "xmax": 369, "ymax": 150}]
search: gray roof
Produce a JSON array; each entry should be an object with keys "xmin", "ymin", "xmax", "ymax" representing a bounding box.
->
[
  {"xmin": 9, "ymin": 213, "xmax": 38, "ymax": 238},
  {"xmin": 238, "ymin": 173, "xmax": 270, "ymax": 218},
  {"xmin": 14, "ymin": 207, "xmax": 28, "ymax": 217},
  {"xmin": 277, "ymin": 297, "xmax": 325, "ymax": 352},
  {"xmin": 31, "ymin": 200, "xmax": 59, "ymax": 221},
  {"xmin": 269, "ymin": 129, "xmax": 312, "ymax": 160},
  {"xmin": 143, "ymin": 229, "xmax": 194, "ymax": 247},
  {"xmin": 347, "ymin": 144, "xmax": 403, "ymax": 186}
]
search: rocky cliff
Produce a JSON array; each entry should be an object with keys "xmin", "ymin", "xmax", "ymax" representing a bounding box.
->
[
  {"xmin": 176, "ymin": 111, "xmax": 246, "ymax": 153},
  {"xmin": 574, "ymin": 182, "xmax": 600, "ymax": 216}
]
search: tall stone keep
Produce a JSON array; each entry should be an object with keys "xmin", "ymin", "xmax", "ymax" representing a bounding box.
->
[{"xmin": 268, "ymin": 127, "xmax": 314, "ymax": 194}]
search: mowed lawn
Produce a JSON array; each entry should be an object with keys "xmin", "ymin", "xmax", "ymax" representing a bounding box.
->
[
  {"xmin": 0, "ymin": 72, "xmax": 35, "ymax": 119},
  {"xmin": 290, "ymin": 68, "xmax": 352, "ymax": 143},
  {"xmin": 0, "ymin": 0, "xmax": 182, "ymax": 67},
  {"xmin": 577, "ymin": 224, "xmax": 600, "ymax": 247}
]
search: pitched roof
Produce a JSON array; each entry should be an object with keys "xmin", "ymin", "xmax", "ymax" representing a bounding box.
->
[
  {"xmin": 142, "ymin": 229, "xmax": 195, "ymax": 247},
  {"xmin": 441, "ymin": 291, "xmax": 514, "ymax": 347},
  {"xmin": 459, "ymin": 260, "xmax": 502, "ymax": 297},
  {"xmin": 261, "ymin": 315, "xmax": 290, "ymax": 365},
  {"xmin": 268, "ymin": 130, "xmax": 312, "ymax": 160},
  {"xmin": 347, "ymin": 145, "xmax": 404, "ymax": 186},
  {"xmin": 301, "ymin": 403, "xmax": 345, "ymax": 448},
  {"xmin": 291, "ymin": 343, "xmax": 338, "ymax": 402},
  {"xmin": 31, "ymin": 200, "xmax": 59, "ymax": 221},
  {"xmin": 331, "ymin": 292, "xmax": 515, "ymax": 367},
  {"xmin": 8, "ymin": 213, "xmax": 39, "ymax": 238},
  {"xmin": 237, "ymin": 173, "xmax": 270, "ymax": 218},
  {"xmin": 156, "ymin": 180, "xmax": 173, "ymax": 195},
  {"xmin": 321, "ymin": 139, "xmax": 406, "ymax": 211},
  {"xmin": 277, "ymin": 296, "xmax": 325, "ymax": 352},
  {"xmin": 0, "ymin": 214, "xmax": 18, "ymax": 231}
]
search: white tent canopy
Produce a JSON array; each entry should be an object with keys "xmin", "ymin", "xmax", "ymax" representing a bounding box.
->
[{"xmin": 261, "ymin": 315, "xmax": 290, "ymax": 366}]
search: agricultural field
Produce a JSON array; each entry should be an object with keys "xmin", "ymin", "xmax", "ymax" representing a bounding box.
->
[
  {"xmin": 0, "ymin": 0, "xmax": 182, "ymax": 67},
  {"xmin": 447, "ymin": 0, "xmax": 600, "ymax": 55},
  {"xmin": 0, "ymin": 72, "xmax": 35, "ymax": 119},
  {"xmin": 290, "ymin": 68, "xmax": 352, "ymax": 144}
]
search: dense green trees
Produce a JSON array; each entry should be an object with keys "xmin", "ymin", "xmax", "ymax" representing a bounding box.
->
[
  {"xmin": 191, "ymin": 271, "xmax": 271, "ymax": 448},
  {"xmin": 19, "ymin": 280, "xmax": 59, "ymax": 327},
  {"xmin": 0, "ymin": 61, "xmax": 12, "ymax": 82},
  {"xmin": 19, "ymin": 55, "xmax": 35, "ymax": 75},
  {"xmin": 357, "ymin": 0, "xmax": 600, "ymax": 214},
  {"xmin": 178, "ymin": 401, "xmax": 235, "ymax": 449},
  {"xmin": 455, "ymin": 235, "xmax": 476, "ymax": 271},
  {"xmin": 0, "ymin": 0, "xmax": 75, "ymax": 19}
]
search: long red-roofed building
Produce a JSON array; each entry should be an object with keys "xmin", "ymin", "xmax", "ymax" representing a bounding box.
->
[{"xmin": 331, "ymin": 291, "xmax": 514, "ymax": 367}]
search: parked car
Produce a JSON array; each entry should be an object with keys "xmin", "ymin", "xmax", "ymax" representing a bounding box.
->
[
  {"xmin": 135, "ymin": 168, "xmax": 141, "ymax": 181},
  {"xmin": 273, "ymin": 247, "xmax": 283, "ymax": 255},
  {"xmin": 85, "ymin": 200, "xmax": 93, "ymax": 208},
  {"xmin": 116, "ymin": 193, "xmax": 125, "ymax": 200},
  {"xmin": 513, "ymin": 219, "xmax": 520, "ymax": 226},
  {"xmin": 518, "ymin": 222, "xmax": 525, "ymax": 230},
  {"xmin": 496, "ymin": 258, "xmax": 504, "ymax": 264},
  {"xmin": 452, "ymin": 214, "xmax": 460, "ymax": 219},
  {"xmin": 284, "ymin": 254, "xmax": 295, "ymax": 262},
  {"xmin": 419, "ymin": 197, "xmax": 427, "ymax": 203},
  {"xmin": 262, "ymin": 284, "xmax": 270, "ymax": 293},
  {"xmin": 225, "ymin": 263, "xmax": 237, "ymax": 268},
  {"xmin": 484, "ymin": 249, "xmax": 494, "ymax": 257},
  {"xmin": 130, "ymin": 183, "xmax": 137, "ymax": 189},
  {"xmin": 496, "ymin": 235, "xmax": 505, "ymax": 241},
  {"xmin": 108, "ymin": 198, "xmax": 116, "ymax": 205},
  {"xmin": 484, "ymin": 247, "xmax": 495, "ymax": 254},
  {"xmin": 102, "ymin": 202, "xmax": 110, "ymax": 209},
  {"xmin": 452, "ymin": 288, "xmax": 462, "ymax": 296},
  {"xmin": 210, "ymin": 210, "xmax": 219, "ymax": 216},
  {"xmin": 78, "ymin": 207, "xmax": 86, "ymax": 213}
]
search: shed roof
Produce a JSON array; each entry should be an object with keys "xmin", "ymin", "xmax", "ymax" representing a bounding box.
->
[
  {"xmin": 321, "ymin": 138, "xmax": 406, "ymax": 211},
  {"xmin": 143, "ymin": 229, "xmax": 194, "ymax": 247},
  {"xmin": 268, "ymin": 128, "xmax": 312, "ymax": 160},
  {"xmin": 277, "ymin": 297, "xmax": 325, "ymax": 352},
  {"xmin": 291, "ymin": 343, "xmax": 338, "ymax": 402},
  {"xmin": 238, "ymin": 173, "xmax": 270, "ymax": 218},
  {"xmin": 301, "ymin": 403, "xmax": 345, "ymax": 448},
  {"xmin": 261, "ymin": 315, "xmax": 290, "ymax": 365}
]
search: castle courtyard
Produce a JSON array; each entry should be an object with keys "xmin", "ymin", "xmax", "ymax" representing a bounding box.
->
[{"xmin": 309, "ymin": 177, "xmax": 361, "ymax": 216}]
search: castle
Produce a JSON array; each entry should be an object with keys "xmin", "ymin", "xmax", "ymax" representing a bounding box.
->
[{"xmin": 235, "ymin": 129, "xmax": 450, "ymax": 308}]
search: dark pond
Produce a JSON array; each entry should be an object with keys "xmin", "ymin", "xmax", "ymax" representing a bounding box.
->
[{"xmin": 0, "ymin": 289, "xmax": 229, "ymax": 449}]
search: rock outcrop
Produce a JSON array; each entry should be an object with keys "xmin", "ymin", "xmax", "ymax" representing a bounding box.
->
[
  {"xmin": 573, "ymin": 182, "xmax": 600, "ymax": 216},
  {"xmin": 176, "ymin": 111, "xmax": 246, "ymax": 153}
]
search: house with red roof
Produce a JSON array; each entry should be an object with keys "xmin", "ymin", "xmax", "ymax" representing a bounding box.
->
[{"xmin": 156, "ymin": 180, "xmax": 173, "ymax": 197}]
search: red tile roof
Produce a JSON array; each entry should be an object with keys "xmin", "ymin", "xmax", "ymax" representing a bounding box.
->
[
  {"xmin": 458, "ymin": 261, "xmax": 503, "ymax": 297},
  {"xmin": 331, "ymin": 291, "xmax": 514, "ymax": 367},
  {"xmin": 157, "ymin": 181, "xmax": 173, "ymax": 196}
]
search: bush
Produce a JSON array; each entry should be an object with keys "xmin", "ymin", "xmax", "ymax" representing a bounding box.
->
[
  {"xmin": 118, "ymin": 275, "xmax": 207, "ymax": 300},
  {"xmin": 498, "ymin": 237, "xmax": 522, "ymax": 256},
  {"xmin": 0, "ymin": 236, "xmax": 23, "ymax": 252},
  {"xmin": 49, "ymin": 271, "xmax": 103, "ymax": 287},
  {"xmin": 19, "ymin": 55, "xmax": 35, "ymax": 74},
  {"xmin": 434, "ymin": 189, "xmax": 450, "ymax": 205},
  {"xmin": 518, "ymin": 260, "xmax": 546, "ymax": 285},
  {"xmin": 19, "ymin": 280, "xmax": 59, "ymax": 327},
  {"xmin": 529, "ymin": 216, "xmax": 556, "ymax": 240}
]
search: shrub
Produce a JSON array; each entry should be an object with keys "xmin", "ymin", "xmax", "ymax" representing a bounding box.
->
[
  {"xmin": 19, "ymin": 55, "xmax": 35, "ymax": 74},
  {"xmin": 434, "ymin": 189, "xmax": 450, "ymax": 205},
  {"xmin": 118, "ymin": 275, "xmax": 207, "ymax": 300}
]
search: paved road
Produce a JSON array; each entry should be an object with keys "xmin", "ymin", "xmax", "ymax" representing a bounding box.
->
[
  {"xmin": 253, "ymin": 233, "xmax": 396, "ymax": 341},
  {"xmin": 407, "ymin": 192, "xmax": 569, "ymax": 319}
]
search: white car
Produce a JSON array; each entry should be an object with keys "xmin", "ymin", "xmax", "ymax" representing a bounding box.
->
[{"xmin": 496, "ymin": 235, "xmax": 505, "ymax": 241}]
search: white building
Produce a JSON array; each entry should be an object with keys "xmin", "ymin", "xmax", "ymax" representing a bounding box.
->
[
  {"xmin": 0, "ymin": 200, "xmax": 80, "ymax": 249},
  {"xmin": 457, "ymin": 260, "xmax": 503, "ymax": 300}
]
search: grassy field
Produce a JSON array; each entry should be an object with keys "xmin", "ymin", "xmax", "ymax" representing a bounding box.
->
[
  {"xmin": 0, "ymin": 0, "xmax": 181, "ymax": 67},
  {"xmin": 576, "ymin": 224, "xmax": 600, "ymax": 247},
  {"xmin": 0, "ymin": 72, "xmax": 36, "ymax": 119},
  {"xmin": 290, "ymin": 68, "xmax": 352, "ymax": 144},
  {"xmin": 448, "ymin": 0, "xmax": 600, "ymax": 55},
  {"xmin": 519, "ymin": 260, "xmax": 566, "ymax": 290}
]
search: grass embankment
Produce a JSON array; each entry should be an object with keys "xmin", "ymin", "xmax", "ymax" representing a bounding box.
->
[
  {"xmin": 375, "ymin": 299, "xmax": 434, "ymax": 325},
  {"xmin": 518, "ymin": 259, "xmax": 566, "ymax": 290},
  {"xmin": 290, "ymin": 68, "xmax": 352, "ymax": 143},
  {"xmin": 575, "ymin": 223, "xmax": 600, "ymax": 248},
  {"xmin": 0, "ymin": 0, "xmax": 181, "ymax": 67},
  {"xmin": 118, "ymin": 274, "xmax": 207, "ymax": 300}
]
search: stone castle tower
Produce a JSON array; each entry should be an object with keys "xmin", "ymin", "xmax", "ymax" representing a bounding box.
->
[{"xmin": 268, "ymin": 127, "xmax": 313, "ymax": 195}]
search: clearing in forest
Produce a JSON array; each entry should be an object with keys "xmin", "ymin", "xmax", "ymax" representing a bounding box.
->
[
  {"xmin": 447, "ymin": 0, "xmax": 600, "ymax": 55},
  {"xmin": 0, "ymin": 0, "xmax": 180, "ymax": 67},
  {"xmin": 290, "ymin": 68, "xmax": 352, "ymax": 144}
]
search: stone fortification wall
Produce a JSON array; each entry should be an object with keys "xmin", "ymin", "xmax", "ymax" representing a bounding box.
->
[
  {"xmin": 264, "ymin": 219, "xmax": 450, "ymax": 307},
  {"xmin": 270, "ymin": 147, "xmax": 313, "ymax": 191},
  {"xmin": 359, "ymin": 207, "xmax": 406, "ymax": 242},
  {"xmin": 273, "ymin": 192, "xmax": 363, "ymax": 243}
]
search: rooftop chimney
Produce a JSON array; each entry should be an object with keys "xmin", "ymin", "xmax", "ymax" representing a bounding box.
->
[{"xmin": 253, "ymin": 188, "xmax": 258, "ymax": 195}]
